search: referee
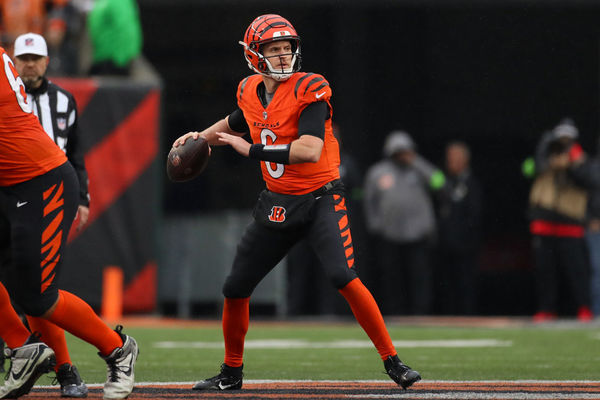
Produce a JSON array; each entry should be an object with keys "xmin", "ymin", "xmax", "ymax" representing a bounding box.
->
[{"xmin": 13, "ymin": 33, "xmax": 90, "ymax": 231}]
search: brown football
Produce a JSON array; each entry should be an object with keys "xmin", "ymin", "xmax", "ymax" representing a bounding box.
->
[{"xmin": 166, "ymin": 136, "xmax": 210, "ymax": 182}]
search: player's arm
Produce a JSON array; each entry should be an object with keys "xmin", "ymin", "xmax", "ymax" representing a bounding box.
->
[
  {"xmin": 222, "ymin": 101, "xmax": 328, "ymax": 164},
  {"xmin": 172, "ymin": 109, "xmax": 247, "ymax": 148}
]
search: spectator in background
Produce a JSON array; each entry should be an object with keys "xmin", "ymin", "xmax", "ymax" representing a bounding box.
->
[
  {"xmin": 434, "ymin": 141, "xmax": 483, "ymax": 315},
  {"xmin": 587, "ymin": 189, "xmax": 600, "ymax": 318},
  {"xmin": 0, "ymin": 0, "xmax": 70, "ymax": 58},
  {"xmin": 87, "ymin": 0, "xmax": 142, "ymax": 76},
  {"xmin": 525, "ymin": 119, "xmax": 600, "ymax": 322},
  {"xmin": 364, "ymin": 131, "xmax": 445, "ymax": 315},
  {"xmin": 45, "ymin": 1, "xmax": 87, "ymax": 76}
]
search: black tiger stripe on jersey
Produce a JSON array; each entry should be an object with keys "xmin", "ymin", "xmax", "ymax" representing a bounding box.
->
[
  {"xmin": 302, "ymin": 77, "xmax": 327, "ymax": 96},
  {"xmin": 309, "ymin": 81, "xmax": 329, "ymax": 94},
  {"xmin": 294, "ymin": 73, "xmax": 315, "ymax": 99}
]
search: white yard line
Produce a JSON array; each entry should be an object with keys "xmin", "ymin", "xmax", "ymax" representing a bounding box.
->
[{"xmin": 152, "ymin": 339, "xmax": 512, "ymax": 349}]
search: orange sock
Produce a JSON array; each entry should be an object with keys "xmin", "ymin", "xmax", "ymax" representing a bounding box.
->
[
  {"xmin": 46, "ymin": 290, "xmax": 122, "ymax": 356},
  {"xmin": 0, "ymin": 282, "xmax": 30, "ymax": 348},
  {"xmin": 27, "ymin": 316, "xmax": 71, "ymax": 371},
  {"xmin": 339, "ymin": 278, "xmax": 396, "ymax": 360},
  {"xmin": 222, "ymin": 297, "xmax": 249, "ymax": 368}
]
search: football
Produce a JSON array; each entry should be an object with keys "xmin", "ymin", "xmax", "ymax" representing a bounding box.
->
[{"xmin": 166, "ymin": 136, "xmax": 210, "ymax": 182}]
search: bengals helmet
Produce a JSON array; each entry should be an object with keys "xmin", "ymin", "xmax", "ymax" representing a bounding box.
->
[{"xmin": 239, "ymin": 14, "xmax": 301, "ymax": 81}]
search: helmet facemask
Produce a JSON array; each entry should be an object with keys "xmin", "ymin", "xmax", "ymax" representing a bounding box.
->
[{"xmin": 239, "ymin": 38, "xmax": 301, "ymax": 81}]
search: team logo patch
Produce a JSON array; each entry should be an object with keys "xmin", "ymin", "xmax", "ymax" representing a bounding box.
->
[
  {"xmin": 57, "ymin": 118, "xmax": 66, "ymax": 130},
  {"xmin": 268, "ymin": 206, "xmax": 286, "ymax": 223},
  {"xmin": 25, "ymin": 38, "xmax": 34, "ymax": 46}
]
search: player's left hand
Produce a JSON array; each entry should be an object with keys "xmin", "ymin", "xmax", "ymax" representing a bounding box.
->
[
  {"xmin": 76, "ymin": 205, "xmax": 90, "ymax": 231},
  {"xmin": 215, "ymin": 132, "xmax": 251, "ymax": 157}
]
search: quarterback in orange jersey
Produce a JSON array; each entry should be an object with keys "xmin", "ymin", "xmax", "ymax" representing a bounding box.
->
[
  {"xmin": 0, "ymin": 46, "xmax": 138, "ymax": 399},
  {"xmin": 174, "ymin": 14, "xmax": 421, "ymax": 391}
]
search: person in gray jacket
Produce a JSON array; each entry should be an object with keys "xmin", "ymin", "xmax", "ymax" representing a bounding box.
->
[{"xmin": 364, "ymin": 131, "xmax": 445, "ymax": 315}]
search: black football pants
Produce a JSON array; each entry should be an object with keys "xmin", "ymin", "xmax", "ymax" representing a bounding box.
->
[
  {"xmin": 0, "ymin": 161, "xmax": 78, "ymax": 316},
  {"xmin": 223, "ymin": 193, "xmax": 359, "ymax": 298}
]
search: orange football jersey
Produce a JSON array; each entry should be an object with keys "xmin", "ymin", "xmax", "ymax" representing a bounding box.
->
[
  {"xmin": 0, "ymin": 47, "xmax": 66, "ymax": 186},
  {"xmin": 237, "ymin": 72, "xmax": 340, "ymax": 194}
]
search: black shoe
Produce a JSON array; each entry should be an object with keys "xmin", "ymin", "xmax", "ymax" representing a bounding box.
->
[
  {"xmin": 384, "ymin": 355, "xmax": 421, "ymax": 389},
  {"xmin": 192, "ymin": 364, "xmax": 243, "ymax": 390},
  {"xmin": 56, "ymin": 363, "xmax": 88, "ymax": 398}
]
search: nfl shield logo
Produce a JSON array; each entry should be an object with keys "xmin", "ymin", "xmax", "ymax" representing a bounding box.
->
[
  {"xmin": 263, "ymin": 111, "xmax": 268, "ymax": 120},
  {"xmin": 57, "ymin": 118, "xmax": 66, "ymax": 130}
]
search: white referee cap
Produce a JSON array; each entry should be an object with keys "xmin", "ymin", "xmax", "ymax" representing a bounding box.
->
[{"xmin": 14, "ymin": 33, "xmax": 48, "ymax": 57}]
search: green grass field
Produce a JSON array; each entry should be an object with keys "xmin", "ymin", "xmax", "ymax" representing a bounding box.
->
[{"xmin": 58, "ymin": 320, "xmax": 600, "ymax": 385}]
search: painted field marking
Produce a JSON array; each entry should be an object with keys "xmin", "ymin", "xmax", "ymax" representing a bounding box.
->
[
  {"xmin": 348, "ymin": 394, "xmax": 600, "ymax": 399},
  {"xmin": 152, "ymin": 339, "xmax": 512, "ymax": 349}
]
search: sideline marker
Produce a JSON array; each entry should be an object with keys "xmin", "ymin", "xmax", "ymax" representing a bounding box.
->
[{"xmin": 101, "ymin": 265, "xmax": 123, "ymax": 322}]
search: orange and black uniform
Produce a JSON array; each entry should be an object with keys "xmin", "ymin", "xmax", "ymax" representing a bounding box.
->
[
  {"xmin": 219, "ymin": 72, "xmax": 397, "ymax": 369},
  {"xmin": 0, "ymin": 46, "xmax": 78, "ymax": 315},
  {"xmin": 223, "ymin": 72, "xmax": 358, "ymax": 299}
]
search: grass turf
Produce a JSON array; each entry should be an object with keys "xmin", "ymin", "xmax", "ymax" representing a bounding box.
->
[{"xmin": 51, "ymin": 321, "xmax": 600, "ymax": 385}]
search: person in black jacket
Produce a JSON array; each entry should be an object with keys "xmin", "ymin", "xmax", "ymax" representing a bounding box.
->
[
  {"xmin": 435, "ymin": 141, "xmax": 483, "ymax": 315},
  {"xmin": 11, "ymin": 32, "xmax": 89, "ymax": 398}
]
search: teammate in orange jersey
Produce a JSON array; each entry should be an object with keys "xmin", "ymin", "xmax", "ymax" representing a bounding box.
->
[
  {"xmin": 0, "ymin": 46, "xmax": 138, "ymax": 399},
  {"xmin": 173, "ymin": 14, "xmax": 421, "ymax": 391}
]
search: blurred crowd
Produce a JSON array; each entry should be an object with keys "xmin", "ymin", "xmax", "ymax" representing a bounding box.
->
[
  {"xmin": 288, "ymin": 120, "xmax": 600, "ymax": 323},
  {"xmin": 0, "ymin": 0, "xmax": 142, "ymax": 77}
]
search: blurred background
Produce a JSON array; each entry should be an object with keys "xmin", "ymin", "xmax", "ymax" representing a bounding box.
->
[{"xmin": 5, "ymin": 0, "xmax": 600, "ymax": 320}]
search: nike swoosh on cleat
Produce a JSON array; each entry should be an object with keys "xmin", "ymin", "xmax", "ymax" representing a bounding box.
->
[
  {"xmin": 217, "ymin": 382, "xmax": 238, "ymax": 390},
  {"xmin": 316, "ymin": 91, "xmax": 326, "ymax": 99},
  {"xmin": 11, "ymin": 347, "xmax": 41, "ymax": 380}
]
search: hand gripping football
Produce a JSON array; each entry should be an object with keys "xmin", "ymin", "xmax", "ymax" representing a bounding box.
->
[{"xmin": 166, "ymin": 136, "xmax": 210, "ymax": 182}]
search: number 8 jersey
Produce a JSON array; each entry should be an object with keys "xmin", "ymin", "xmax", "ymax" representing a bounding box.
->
[
  {"xmin": 0, "ymin": 47, "xmax": 66, "ymax": 186},
  {"xmin": 237, "ymin": 72, "xmax": 340, "ymax": 195}
]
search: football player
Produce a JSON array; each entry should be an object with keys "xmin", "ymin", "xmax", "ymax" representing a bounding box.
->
[
  {"xmin": 12, "ymin": 31, "xmax": 90, "ymax": 398},
  {"xmin": 174, "ymin": 14, "xmax": 421, "ymax": 390},
  {"xmin": 0, "ymin": 46, "xmax": 138, "ymax": 399}
]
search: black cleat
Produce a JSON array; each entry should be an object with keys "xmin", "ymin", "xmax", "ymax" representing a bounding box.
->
[
  {"xmin": 56, "ymin": 363, "xmax": 88, "ymax": 398},
  {"xmin": 384, "ymin": 355, "xmax": 421, "ymax": 389},
  {"xmin": 192, "ymin": 364, "xmax": 243, "ymax": 390}
]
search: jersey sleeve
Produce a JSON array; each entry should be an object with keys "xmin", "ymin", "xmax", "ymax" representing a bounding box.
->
[{"xmin": 294, "ymin": 73, "xmax": 332, "ymax": 110}]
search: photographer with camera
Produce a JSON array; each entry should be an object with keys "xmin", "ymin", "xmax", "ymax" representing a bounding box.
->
[{"xmin": 526, "ymin": 119, "xmax": 600, "ymax": 322}]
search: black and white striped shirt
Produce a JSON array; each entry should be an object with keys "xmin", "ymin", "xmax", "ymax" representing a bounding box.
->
[{"xmin": 26, "ymin": 78, "xmax": 90, "ymax": 206}]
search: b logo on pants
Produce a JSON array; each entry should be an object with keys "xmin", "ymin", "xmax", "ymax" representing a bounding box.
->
[{"xmin": 268, "ymin": 206, "xmax": 286, "ymax": 223}]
